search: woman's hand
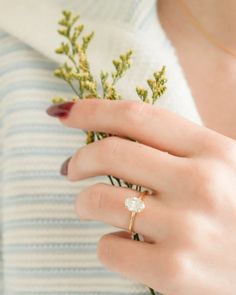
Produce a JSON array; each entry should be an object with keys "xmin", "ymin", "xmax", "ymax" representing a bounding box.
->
[{"xmin": 47, "ymin": 98, "xmax": 236, "ymax": 295}]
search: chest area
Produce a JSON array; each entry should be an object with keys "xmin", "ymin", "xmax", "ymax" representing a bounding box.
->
[{"xmin": 177, "ymin": 54, "xmax": 236, "ymax": 140}]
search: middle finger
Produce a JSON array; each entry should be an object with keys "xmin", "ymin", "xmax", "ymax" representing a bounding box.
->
[{"xmin": 65, "ymin": 135, "xmax": 186, "ymax": 193}]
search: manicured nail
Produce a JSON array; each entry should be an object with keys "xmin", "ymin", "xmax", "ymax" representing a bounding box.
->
[
  {"xmin": 60, "ymin": 156, "xmax": 72, "ymax": 176},
  {"xmin": 46, "ymin": 102, "xmax": 75, "ymax": 118}
]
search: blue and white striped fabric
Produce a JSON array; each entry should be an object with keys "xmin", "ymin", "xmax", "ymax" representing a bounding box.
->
[{"xmin": 0, "ymin": 1, "xmax": 203, "ymax": 294}]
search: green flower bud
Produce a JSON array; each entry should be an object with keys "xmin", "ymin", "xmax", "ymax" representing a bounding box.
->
[
  {"xmin": 51, "ymin": 97, "xmax": 68, "ymax": 104},
  {"xmin": 62, "ymin": 10, "xmax": 71, "ymax": 20}
]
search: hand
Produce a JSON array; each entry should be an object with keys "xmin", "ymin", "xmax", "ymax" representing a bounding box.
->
[{"xmin": 47, "ymin": 98, "xmax": 236, "ymax": 295}]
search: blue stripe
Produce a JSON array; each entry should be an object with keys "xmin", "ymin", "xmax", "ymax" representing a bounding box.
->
[
  {"xmin": 4, "ymin": 152, "xmax": 72, "ymax": 159},
  {"xmin": 14, "ymin": 293, "xmax": 141, "ymax": 295},
  {"xmin": 2, "ymin": 194, "xmax": 76, "ymax": 207},
  {"xmin": 5, "ymin": 124, "xmax": 80, "ymax": 137},
  {"xmin": 5, "ymin": 147, "xmax": 76, "ymax": 154},
  {"xmin": 0, "ymin": 43, "xmax": 33, "ymax": 56},
  {"xmin": 2, "ymin": 218, "xmax": 105, "ymax": 230},
  {"xmin": 4, "ymin": 124, "xmax": 69, "ymax": 132},
  {"xmin": 5, "ymin": 267, "xmax": 114, "ymax": 276},
  {"xmin": 2, "ymin": 101, "xmax": 50, "ymax": 109},
  {"xmin": 125, "ymin": 0, "xmax": 140, "ymax": 22},
  {"xmin": 138, "ymin": 2, "xmax": 156, "ymax": 30},
  {"xmin": 4, "ymin": 174, "xmax": 65, "ymax": 182},
  {"xmin": 4, "ymin": 147, "xmax": 76, "ymax": 157},
  {"xmin": 3, "ymin": 170, "xmax": 105, "ymax": 182},
  {"xmin": 5, "ymin": 170, "xmax": 65, "ymax": 177},
  {"xmin": 0, "ymin": 61, "xmax": 56, "ymax": 76},
  {"xmin": 3, "ymin": 194, "xmax": 74, "ymax": 204},
  {"xmin": 0, "ymin": 80, "xmax": 73, "ymax": 97},
  {"xmin": 2, "ymin": 106, "xmax": 52, "ymax": 119},
  {"xmin": 0, "ymin": 30, "xmax": 8, "ymax": 38},
  {"xmin": 5, "ymin": 129, "xmax": 78, "ymax": 139},
  {"xmin": 3, "ymin": 243, "xmax": 97, "ymax": 253},
  {"xmin": 14, "ymin": 292, "xmax": 139, "ymax": 295},
  {"xmin": 0, "ymin": 34, "xmax": 8, "ymax": 41},
  {"xmin": 1, "ymin": 102, "xmax": 71, "ymax": 118}
]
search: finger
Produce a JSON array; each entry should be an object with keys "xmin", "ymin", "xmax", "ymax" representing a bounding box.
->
[
  {"xmin": 97, "ymin": 230, "xmax": 169, "ymax": 294},
  {"xmin": 110, "ymin": 230, "xmax": 146, "ymax": 242},
  {"xmin": 75, "ymin": 183, "xmax": 170, "ymax": 243},
  {"xmin": 55, "ymin": 98, "xmax": 205, "ymax": 157},
  {"xmin": 66, "ymin": 135, "xmax": 185, "ymax": 192}
]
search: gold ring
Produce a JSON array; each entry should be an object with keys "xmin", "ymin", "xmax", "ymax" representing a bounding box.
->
[{"xmin": 125, "ymin": 190, "xmax": 150, "ymax": 234}]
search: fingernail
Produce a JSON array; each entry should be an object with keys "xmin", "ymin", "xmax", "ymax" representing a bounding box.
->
[
  {"xmin": 46, "ymin": 102, "xmax": 75, "ymax": 118},
  {"xmin": 60, "ymin": 156, "xmax": 72, "ymax": 176}
]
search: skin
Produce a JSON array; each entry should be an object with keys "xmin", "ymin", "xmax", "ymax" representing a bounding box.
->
[
  {"xmin": 158, "ymin": 0, "xmax": 236, "ymax": 140},
  {"xmin": 55, "ymin": 98, "xmax": 236, "ymax": 295},
  {"xmin": 50, "ymin": 1, "xmax": 236, "ymax": 293}
]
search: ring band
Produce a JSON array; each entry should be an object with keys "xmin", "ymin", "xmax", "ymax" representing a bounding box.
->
[{"xmin": 125, "ymin": 190, "xmax": 150, "ymax": 234}]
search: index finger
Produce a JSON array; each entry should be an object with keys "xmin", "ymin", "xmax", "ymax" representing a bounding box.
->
[{"xmin": 47, "ymin": 98, "xmax": 205, "ymax": 157}]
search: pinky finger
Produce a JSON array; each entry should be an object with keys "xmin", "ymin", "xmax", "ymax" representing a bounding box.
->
[{"xmin": 97, "ymin": 230, "xmax": 167, "ymax": 294}]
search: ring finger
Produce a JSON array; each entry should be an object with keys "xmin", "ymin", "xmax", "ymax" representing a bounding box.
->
[{"xmin": 75, "ymin": 182, "xmax": 171, "ymax": 243}]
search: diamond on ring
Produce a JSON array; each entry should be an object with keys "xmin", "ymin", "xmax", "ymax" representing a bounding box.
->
[{"xmin": 125, "ymin": 196, "xmax": 145, "ymax": 213}]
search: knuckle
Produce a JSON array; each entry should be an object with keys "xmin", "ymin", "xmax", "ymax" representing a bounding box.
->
[
  {"xmin": 97, "ymin": 234, "xmax": 114, "ymax": 266},
  {"xmin": 196, "ymin": 131, "xmax": 216, "ymax": 154},
  {"xmin": 198, "ymin": 130, "xmax": 236, "ymax": 162},
  {"xmin": 216, "ymin": 140, "xmax": 236, "ymax": 165},
  {"xmin": 122, "ymin": 100, "xmax": 150, "ymax": 124},
  {"xmin": 196, "ymin": 168, "xmax": 218, "ymax": 196},
  {"xmin": 178, "ymin": 213, "xmax": 203, "ymax": 249},
  {"xmin": 75, "ymin": 184, "xmax": 105, "ymax": 219},
  {"xmin": 187, "ymin": 159, "xmax": 223, "ymax": 211},
  {"xmin": 102, "ymin": 136, "xmax": 121, "ymax": 153},
  {"xmin": 164, "ymin": 251, "xmax": 191, "ymax": 288},
  {"xmin": 89, "ymin": 182, "xmax": 108, "ymax": 192},
  {"xmin": 99, "ymin": 136, "xmax": 123, "ymax": 163},
  {"xmin": 87, "ymin": 185, "xmax": 105, "ymax": 214},
  {"xmin": 174, "ymin": 158, "xmax": 193, "ymax": 187},
  {"xmin": 186, "ymin": 215, "xmax": 216, "ymax": 249}
]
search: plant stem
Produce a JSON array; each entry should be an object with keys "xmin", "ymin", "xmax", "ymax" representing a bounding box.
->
[
  {"xmin": 68, "ymin": 81, "xmax": 81, "ymax": 98},
  {"xmin": 108, "ymin": 175, "xmax": 115, "ymax": 186},
  {"xmin": 113, "ymin": 176, "xmax": 122, "ymax": 187},
  {"xmin": 149, "ymin": 288, "xmax": 157, "ymax": 295},
  {"xmin": 95, "ymin": 131, "xmax": 160, "ymax": 295}
]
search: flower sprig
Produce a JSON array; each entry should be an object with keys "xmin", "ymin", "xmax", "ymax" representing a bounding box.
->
[
  {"xmin": 52, "ymin": 10, "xmax": 167, "ymax": 295},
  {"xmin": 53, "ymin": 10, "xmax": 97, "ymax": 99},
  {"xmin": 136, "ymin": 65, "xmax": 167, "ymax": 105},
  {"xmin": 100, "ymin": 50, "xmax": 133, "ymax": 100}
]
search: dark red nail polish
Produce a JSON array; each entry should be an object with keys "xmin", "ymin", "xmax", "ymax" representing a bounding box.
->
[
  {"xmin": 60, "ymin": 156, "xmax": 72, "ymax": 176},
  {"xmin": 46, "ymin": 102, "xmax": 75, "ymax": 118}
]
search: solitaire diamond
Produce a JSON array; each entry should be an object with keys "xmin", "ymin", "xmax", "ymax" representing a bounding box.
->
[{"xmin": 125, "ymin": 196, "xmax": 145, "ymax": 213}]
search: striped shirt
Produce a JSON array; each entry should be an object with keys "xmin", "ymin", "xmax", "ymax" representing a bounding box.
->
[{"xmin": 0, "ymin": 1, "xmax": 203, "ymax": 294}]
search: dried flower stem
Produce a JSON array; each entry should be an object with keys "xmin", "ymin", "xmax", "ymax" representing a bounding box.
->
[{"xmin": 52, "ymin": 10, "xmax": 167, "ymax": 295}]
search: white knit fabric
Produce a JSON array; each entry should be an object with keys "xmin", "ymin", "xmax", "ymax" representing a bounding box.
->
[
  {"xmin": 0, "ymin": 0, "xmax": 203, "ymax": 294},
  {"xmin": 0, "ymin": 0, "xmax": 203, "ymax": 125}
]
